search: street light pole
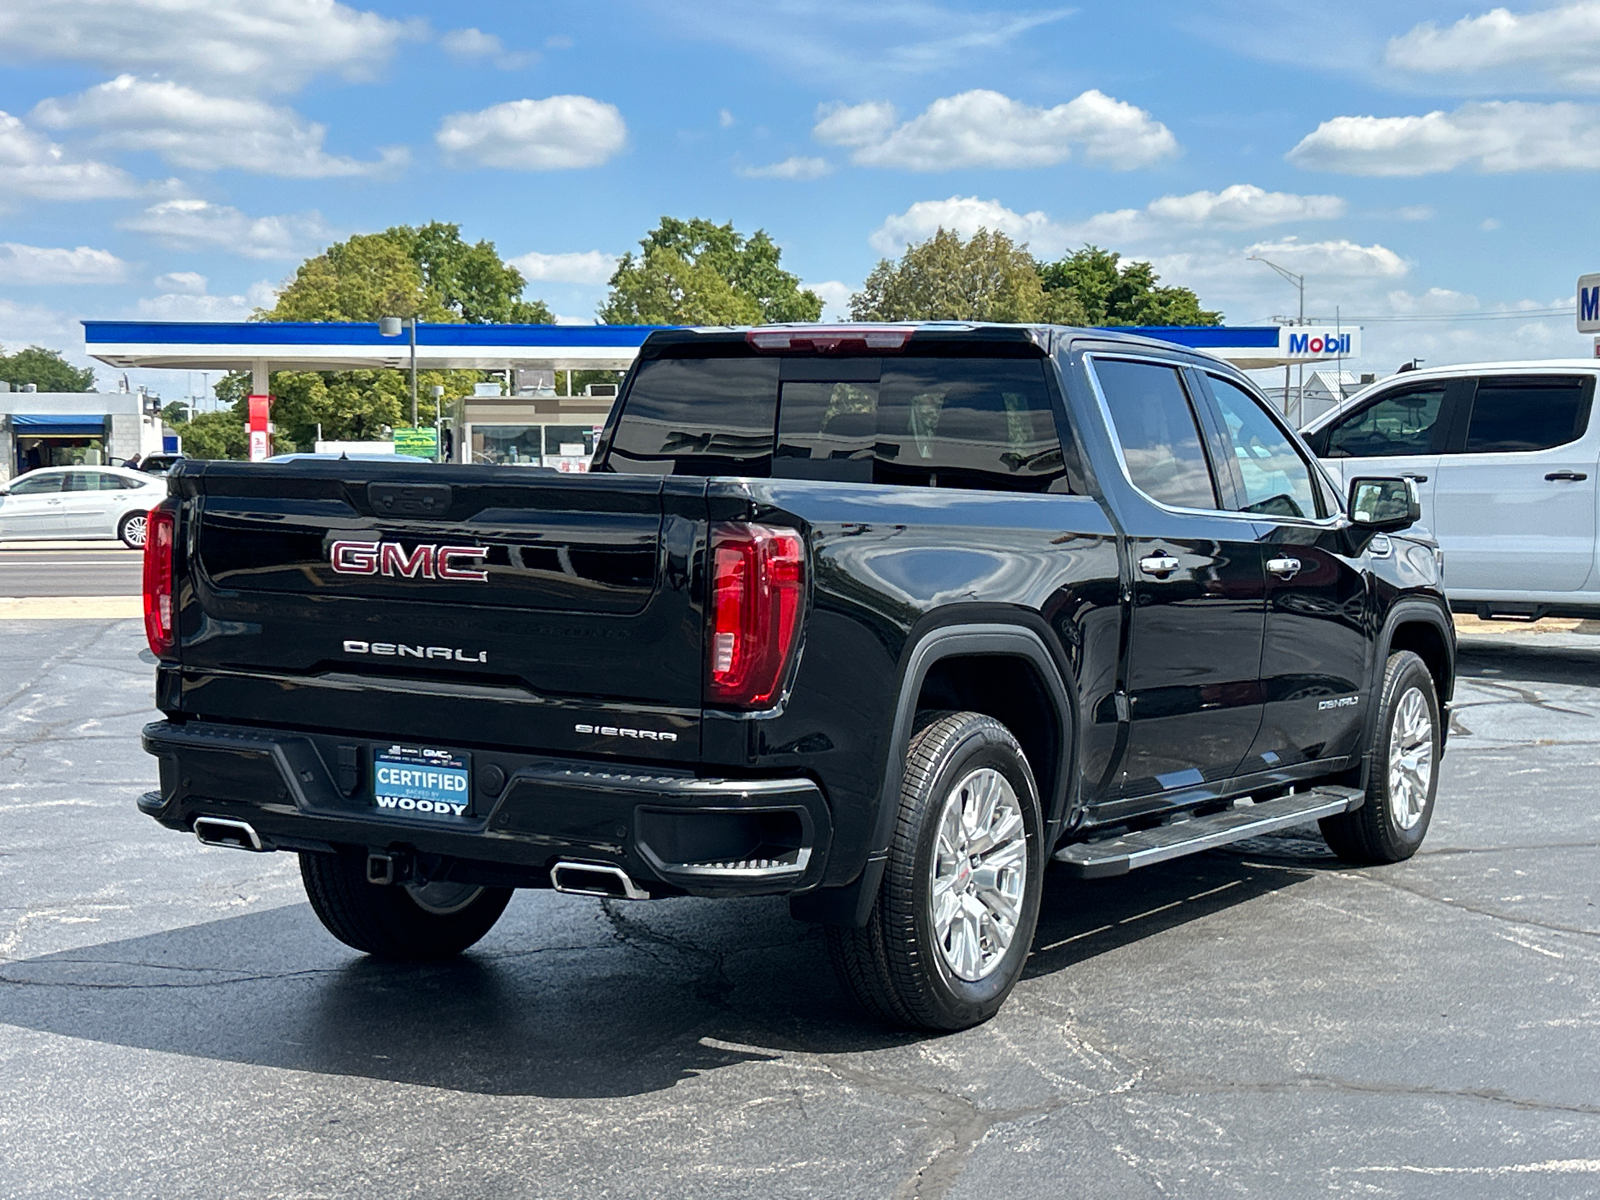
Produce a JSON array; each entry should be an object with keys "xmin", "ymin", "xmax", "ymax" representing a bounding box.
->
[
  {"xmin": 406, "ymin": 320, "xmax": 419, "ymax": 432},
  {"xmin": 1247, "ymin": 254, "xmax": 1307, "ymax": 423}
]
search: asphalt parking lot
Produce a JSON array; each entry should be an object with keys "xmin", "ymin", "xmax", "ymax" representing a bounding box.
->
[
  {"xmin": 1, "ymin": 619, "xmax": 1597, "ymax": 1199},
  {"xmin": 0, "ymin": 543, "xmax": 142, "ymax": 597}
]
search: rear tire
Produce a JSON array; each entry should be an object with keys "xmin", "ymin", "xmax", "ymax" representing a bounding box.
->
[
  {"xmin": 1320, "ymin": 650, "xmax": 1440, "ymax": 865},
  {"xmin": 299, "ymin": 848, "xmax": 512, "ymax": 960},
  {"xmin": 827, "ymin": 712, "xmax": 1045, "ymax": 1031},
  {"xmin": 118, "ymin": 511, "xmax": 148, "ymax": 550}
]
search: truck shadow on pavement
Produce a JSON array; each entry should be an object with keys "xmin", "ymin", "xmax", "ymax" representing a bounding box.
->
[
  {"xmin": 1456, "ymin": 638, "xmax": 1600, "ymax": 689},
  {"xmin": 0, "ymin": 834, "xmax": 1331, "ymax": 1099}
]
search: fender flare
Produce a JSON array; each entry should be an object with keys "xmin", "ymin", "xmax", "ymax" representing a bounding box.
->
[
  {"xmin": 791, "ymin": 621, "xmax": 1076, "ymax": 928},
  {"xmin": 1357, "ymin": 598, "xmax": 1456, "ymax": 776}
]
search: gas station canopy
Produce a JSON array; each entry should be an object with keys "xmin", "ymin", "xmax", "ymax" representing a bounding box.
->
[{"xmin": 82, "ymin": 320, "xmax": 1360, "ymax": 375}]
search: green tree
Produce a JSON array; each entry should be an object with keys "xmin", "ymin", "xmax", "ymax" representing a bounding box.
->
[
  {"xmin": 850, "ymin": 228, "xmax": 1055, "ymax": 323},
  {"xmin": 600, "ymin": 217, "xmax": 821, "ymax": 325},
  {"xmin": 0, "ymin": 345, "xmax": 95, "ymax": 392},
  {"xmin": 237, "ymin": 222, "xmax": 547, "ymax": 448},
  {"xmin": 1038, "ymin": 246, "xmax": 1221, "ymax": 326},
  {"xmin": 171, "ymin": 410, "xmax": 248, "ymax": 460},
  {"xmin": 267, "ymin": 223, "xmax": 553, "ymax": 324}
]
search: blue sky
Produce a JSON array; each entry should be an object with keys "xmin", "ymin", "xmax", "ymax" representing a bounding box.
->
[{"xmin": 2, "ymin": 0, "xmax": 1597, "ymax": 400}]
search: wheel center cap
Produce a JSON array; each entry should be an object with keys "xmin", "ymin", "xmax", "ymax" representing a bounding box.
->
[{"xmin": 954, "ymin": 859, "xmax": 973, "ymax": 891}]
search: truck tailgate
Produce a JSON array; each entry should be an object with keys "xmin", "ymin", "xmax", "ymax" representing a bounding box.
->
[{"xmin": 172, "ymin": 461, "xmax": 707, "ymax": 759}]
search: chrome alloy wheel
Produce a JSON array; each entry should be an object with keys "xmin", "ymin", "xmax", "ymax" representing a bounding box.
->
[
  {"xmin": 1387, "ymin": 686, "xmax": 1434, "ymax": 831},
  {"xmin": 930, "ymin": 767, "xmax": 1028, "ymax": 982},
  {"xmin": 123, "ymin": 513, "xmax": 148, "ymax": 548},
  {"xmin": 405, "ymin": 880, "xmax": 485, "ymax": 915}
]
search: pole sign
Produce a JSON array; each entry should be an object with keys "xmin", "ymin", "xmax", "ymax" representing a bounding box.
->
[
  {"xmin": 1578, "ymin": 274, "xmax": 1600, "ymax": 333},
  {"xmin": 1278, "ymin": 326, "xmax": 1361, "ymax": 360},
  {"xmin": 247, "ymin": 394, "xmax": 271, "ymax": 462},
  {"xmin": 393, "ymin": 426, "xmax": 439, "ymax": 459}
]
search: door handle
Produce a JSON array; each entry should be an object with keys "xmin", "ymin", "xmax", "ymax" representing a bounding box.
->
[
  {"xmin": 1401, "ymin": 473, "xmax": 1429, "ymax": 483},
  {"xmin": 1266, "ymin": 556, "xmax": 1302, "ymax": 579},
  {"xmin": 1545, "ymin": 471, "xmax": 1588, "ymax": 481},
  {"xmin": 1138, "ymin": 554, "xmax": 1180, "ymax": 577}
]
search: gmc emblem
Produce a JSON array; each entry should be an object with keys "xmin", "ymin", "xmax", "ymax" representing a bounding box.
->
[{"xmin": 329, "ymin": 539, "xmax": 490, "ymax": 582}]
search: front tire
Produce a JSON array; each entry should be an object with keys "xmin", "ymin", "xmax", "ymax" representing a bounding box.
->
[
  {"xmin": 827, "ymin": 712, "xmax": 1045, "ymax": 1031},
  {"xmin": 299, "ymin": 848, "xmax": 513, "ymax": 959},
  {"xmin": 1320, "ymin": 650, "xmax": 1440, "ymax": 864},
  {"xmin": 118, "ymin": 510, "xmax": 148, "ymax": 550}
]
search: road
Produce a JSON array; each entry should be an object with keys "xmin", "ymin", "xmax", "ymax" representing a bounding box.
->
[
  {"xmin": 1, "ymin": 621, "xmax": 1597, "ymax": 1198},
  {"xmin": 0, "ymin": 543, "xmax": 142, "ymax": 597}
]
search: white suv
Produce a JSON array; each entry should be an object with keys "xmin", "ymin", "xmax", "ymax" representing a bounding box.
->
[
  {"xmin": 0, "ymin": 466, "xmax": 167, "ymax": 548},
  {"xmin": 1302, "ymin": 361, "xmax": 1599, "ymax": 619}
]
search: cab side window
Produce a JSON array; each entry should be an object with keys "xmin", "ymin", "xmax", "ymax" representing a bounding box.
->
[
  {"xmin": 1462, "ymin": 376, "xmax": 1593, "ymax": 453},
  {"xmin": 1324, "ymin": 385, "xmax": 1447, "ymax": 458},
  {"xmin": 1206, "ymin": 376, "xmax": 1320, "ymax": 519},
  {"xmin": 1093, "ymin": 359, "xmax": 1219, "ymax": 510}
]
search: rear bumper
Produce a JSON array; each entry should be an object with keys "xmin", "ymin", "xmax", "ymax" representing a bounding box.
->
[{"xmin": 139, "ymin": 720, "xmax": 833, "ymax": 898}]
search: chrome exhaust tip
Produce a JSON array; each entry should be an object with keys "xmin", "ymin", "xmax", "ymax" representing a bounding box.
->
[
  {"xmin": 193, "ymin": 816, "xmax": 267, "ymax": 852},
  {"xmin": 550, "ymin": 860, "xmax": 650, "ymax": 901}
]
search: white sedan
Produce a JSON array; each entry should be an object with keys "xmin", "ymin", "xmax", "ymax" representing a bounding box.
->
[{"xmin": 0, "ymin": 466, "xmax": 168, "ymax": 549}]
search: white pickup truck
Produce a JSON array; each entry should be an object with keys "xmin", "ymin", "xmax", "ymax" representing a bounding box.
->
[{"xmin": 1302, "ymin": 360, "xmax": 1600, "ymax": 620}]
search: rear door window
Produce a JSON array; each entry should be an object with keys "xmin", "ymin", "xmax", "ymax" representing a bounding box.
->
[
  {"xmin": 7, "ymin": 473, "xmax": 64, "ymax": 495},
  {"xmin": 1093, "ymin": 359, "xmax": 1219, "ymax": 510},
  {"xmin": 606, "ymin": 357, "xmax": 780, "ymax": 476},
  {"xmin": 1324, "ymin": 384, "xmax": 1448, "ymax": 457},
  {"xmin": 1461, "ymin": 376, "xmax": 1594, "ymax": 453}
]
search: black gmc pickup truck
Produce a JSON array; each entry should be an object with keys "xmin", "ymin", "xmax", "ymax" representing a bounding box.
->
[{"xmin": 139, "ymin": 323, "xmax": 1454, "ymax": 1030}]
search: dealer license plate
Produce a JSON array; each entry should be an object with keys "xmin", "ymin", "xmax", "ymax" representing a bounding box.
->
[{"xmin": 373, "ymin": 744, "xmax": 472, "ymax": 819}]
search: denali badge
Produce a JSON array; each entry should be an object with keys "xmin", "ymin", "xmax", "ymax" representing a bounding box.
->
[
  {"xmin": 330, "ymin": 539, "xmax": 489, "ymax": 582},
  {"xmin": 1318, "ymin": 696, "xmax": 1359, "ymax": 710},
  {"xmin": 574, "ymin": 723, "xmax": 679, "ymax": 743},
  {"xmin": 344, "ymin": 639, "xmax": 488, "ymax": 664}
]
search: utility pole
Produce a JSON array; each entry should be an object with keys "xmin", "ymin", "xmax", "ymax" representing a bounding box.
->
[
  {"xmin": 409, "ymin": 318, "xmax": 419, "ymax": 429},
  {"xmin": 1247, "ymin": 254, "xmax": 1306, "ymax": 424}
]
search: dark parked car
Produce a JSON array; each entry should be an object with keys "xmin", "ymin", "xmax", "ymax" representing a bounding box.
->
[{"xmin": 137, "ymin": 323, "xmax": 1453, "ymax": 1029}]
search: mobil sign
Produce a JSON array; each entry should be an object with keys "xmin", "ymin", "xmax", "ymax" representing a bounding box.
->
[
  {"xmin": 1578, "ymin": 273, "xmax": 1600, "ymax": 332},
  {"xmin": 1278, "ymin": 326, "xmax": 1361, "ymax": 359}
]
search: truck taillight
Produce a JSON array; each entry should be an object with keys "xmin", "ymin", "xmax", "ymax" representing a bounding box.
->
[
  {"xmin": 707, "ymin": 524, "xmax": 806, "ymax": 709},
  {"xmin": 142, "ymin": 504, "xmax": 177, "ymax": 659}
]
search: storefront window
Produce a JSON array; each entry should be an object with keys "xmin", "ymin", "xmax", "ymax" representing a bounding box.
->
[{"xmin": 470, "ymin": 426, "xmax": 542, "ymax": 466}]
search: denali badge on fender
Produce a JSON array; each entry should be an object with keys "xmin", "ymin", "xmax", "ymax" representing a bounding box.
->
[{"xmin": 329, "ymin": 539, "xmax": 490, "ymax": 582}]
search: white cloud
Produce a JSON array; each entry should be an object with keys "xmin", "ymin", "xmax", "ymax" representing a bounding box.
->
[
  {"xmin": 436, "ymin": 96, "xmax": 627, "ymax": 170},
  {"xmin": 0, "ymin": 243, "xmax": 127, "ymax": 285},
  {"xmin": 0, "ymin": 299, "xmax": 81, "ymax": 353},
  {"xmin": 119, "ymin": 199, "xmax": 332, "ymax": 260},
  {"xmin": 1146, "ymin": 184, "xmax": 1346, "ymax": 226},
  {"xmin": 0, "ymin": 110, "xmax": 141, "ymax": 201},
  {"xmin": 153, "ymin": 271, "xmax": 208, "ymax": 295},
  {"xmin": 868, "ymin": 185, "xmax": 1348, "ymax": 256},
  {"xmin": 1241, "ymin": 236, "xmax": 1409, "ymax": 279},
  {"xmin": 650, "ymin": 1, "xmax": 1071, "ymax": 84},
  {"xmin": 814, "ymin": 89, "xmax": 1178, "ymax": 171},
  {"xmin": 869, "ymin": 195, "xmax": 1067, "ymax": 255},
  {"xmin": 1289, "ymin": 100, "xmax": 1600, "ymax": 175},
  {"xmin": 738, "ymin": 156, "xmax": 834, "ymax": 180},
  {"xmin": 813, "ymin": 101, "xmax": 898, "ymax": 147},
  {"xmin": 134, "ymin": 281, "xmax": 277, "ymax": 320},
  {"xmin": 507, "ymin": 250, "xmax": 619, "ymax": 285},
  {"xmin": 805, "ymin": 280, "xmax": 853, "ymax": 321},
  {"xmin": 1386, "ymin": 3, "xmax": 1600, "ymax": 91},
  {"xmin": 441, "ymin": 27, "xmax": 533, "ymax": 69},
  {"xmin": 0, "ymin": 0, "xmax": 419, "ymax": 94},
  {"xmin": 719, "ymin": 109, "xmax": 736, "ymax": 129},
  {"xmin": 33, "ymin": 76, "xmax": 407, "ymax": 179}
]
